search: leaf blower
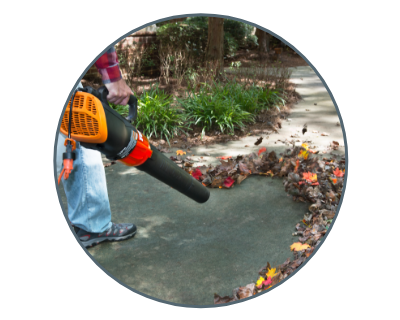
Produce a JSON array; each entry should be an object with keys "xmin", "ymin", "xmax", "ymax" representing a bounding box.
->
[{"xmin": 58, "ymin": 86, "xmax": 210, "ymax": 204}]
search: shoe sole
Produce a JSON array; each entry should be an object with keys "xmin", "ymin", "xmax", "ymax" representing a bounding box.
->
[{"xmin": 82, "ymin": 231, "xmax": 137, "ymax": 248}]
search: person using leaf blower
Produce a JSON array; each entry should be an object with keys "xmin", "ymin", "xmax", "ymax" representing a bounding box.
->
[
  {"xmin": 57, "ymin": 46, "xmax": 209, "ymax": 248},
  {"xmin": 56, "ymin": 47, "xmax": 137, "ymax": 247}
]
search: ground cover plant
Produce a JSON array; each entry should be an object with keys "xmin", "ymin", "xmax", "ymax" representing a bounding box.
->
[{"xmin": 177, "ymin": 84, "xmax": 256, "ymax": 136}]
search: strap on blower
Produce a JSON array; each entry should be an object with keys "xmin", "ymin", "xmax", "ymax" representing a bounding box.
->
[{"xmin": 58, "ymin": 86, "xmax": 210, "ymax": 204}]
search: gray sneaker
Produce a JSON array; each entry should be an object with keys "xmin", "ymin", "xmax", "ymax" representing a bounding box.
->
[{"xmin": 75, "ymin": 223, "xmax": 137, "ymax": 247}]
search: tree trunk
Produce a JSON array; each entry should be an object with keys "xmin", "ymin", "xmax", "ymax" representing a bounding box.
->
[
  {"xmin": 255, "ymin": 28, "xmax": 270, "ymax": 60},
  {"xmin": 205, "ymin": 17, "xmax": 224, "ymax": 75},
  {"xmin": 256, "ymin": 28, "xmax": 271, "ymax": 53}
]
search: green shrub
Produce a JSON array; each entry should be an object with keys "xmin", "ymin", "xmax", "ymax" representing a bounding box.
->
[
  {"xmin": 178, "ymin": 86, "xmax": 255, "ymax": 136},
  {"xmin": 136, "ymin": 85, "xmax": 190, "ymax": 143},
  {"xmin": 224, "ymin": 33, "xmax": 239, "ymax": 57},
  {"xmin": 224, "ymin": 19, "xmax": 255, "ymax": 49},
  {"xmin": 156, "ymin": 20, "xmax": 208, "ymax": 60}
]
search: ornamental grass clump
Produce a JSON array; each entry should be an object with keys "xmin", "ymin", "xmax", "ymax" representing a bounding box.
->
[
  {"xmin": 136, "ymin": 85, "xmax": 190, "ymax": 144},
  {"xmin": 178, "ymin": 85, "xmax": 255, "ymax": 136}
]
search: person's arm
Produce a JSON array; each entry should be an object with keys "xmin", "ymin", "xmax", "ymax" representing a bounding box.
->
[{"xmin": 95, "ymin": 47, "xmax": 133, "ymax": 105}]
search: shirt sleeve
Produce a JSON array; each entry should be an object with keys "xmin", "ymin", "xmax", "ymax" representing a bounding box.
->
[{"xmin": 94, "ymin": 47, "xmax": 122, "ymax": 84}]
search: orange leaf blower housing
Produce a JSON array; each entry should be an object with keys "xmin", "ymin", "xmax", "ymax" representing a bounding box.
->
[{"xmin": 59, "ymin": 86, "xmax": 209, "ymax": 204}]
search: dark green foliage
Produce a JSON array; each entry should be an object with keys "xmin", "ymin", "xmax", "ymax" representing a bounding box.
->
[{"xmin": 178, "ymin": 85, "xmax": 255, "ymax": 135}]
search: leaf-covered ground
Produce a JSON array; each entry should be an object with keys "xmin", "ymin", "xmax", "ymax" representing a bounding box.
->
[{"xmin": 170, "ymin": 141, "xmax": 345, "ymax": 304}]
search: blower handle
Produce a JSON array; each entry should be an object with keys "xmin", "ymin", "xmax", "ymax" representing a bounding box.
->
[{"xmin": 98, "ymin": 86, "xmax": 138, "ymax": 123}]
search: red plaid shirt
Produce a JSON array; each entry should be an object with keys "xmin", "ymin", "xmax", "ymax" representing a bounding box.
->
[{"xmin": 95, "ymin": 47, "xmax": 122, "ymax": 84}]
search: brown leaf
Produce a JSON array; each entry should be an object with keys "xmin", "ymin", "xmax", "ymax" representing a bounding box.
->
[
  {"xmin": 210, "ymin": 175, "xmax": 224, "ymax": 188},
  {"xmin": 202, "ymin": 175, "xmax": 212, "ymax": 186},
  {"xmin": 214, "ymin": 293, "xmax": 237, "ymax": 304},
  {"xmin": 238, "ymin": 162, "xmax": 251, "ymax": 175},
  {"xmin": 320, "ymin": 209, "xmax": 335, "ymax": 220},
  {"xmin": 254, "ymin": 137, "xmax": 263, "ymax": 145},
  {"xmin": 237, "ymin": 175, "xmax": 248, "ymax": 185},
  {"xmin": 268, "ymin": 151, "xmax": 277, "ymax": 162},
  {"xmin": 331, "ymin": 141, "xmax": 339, "ymax": 150},
  {"xmin": 232, "ymin": 283, "xmax": 255, "ymax": 300}
]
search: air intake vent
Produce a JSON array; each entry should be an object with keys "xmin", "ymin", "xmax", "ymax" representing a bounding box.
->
[{"xmin": 60, "ymin": 91, "xmax": 107, "ymax": 144}]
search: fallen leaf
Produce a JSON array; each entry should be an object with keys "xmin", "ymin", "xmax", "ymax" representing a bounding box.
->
[
  {"xmin": 254, "ymin": 137, "xmax": 263, "ymax": 146},
  {"xmin": 214, "ymin": 294, "xmax": 237, "ymax": 304},
  {"xmin": 302, "ymin": 172, "xmax": 318, "ymax": 183},
  {"xmin": 321, "ymin": 132, "xmax": 329, "ymax": 136},
  {"xmin": 290, "ymin": 242, "xmax": 311, "ymax": 251},
  {"xmin": 236, "ymin": 175, "xmax": 248, "ymax": 184},
  {"xmin": 216, "ymin": 155, "xmax": 232, "ymax": 160},
  {"xmin": 256, "ymin": 276, "xmax": 265, "ymax": 288},
  {"xmin": 233, "ymin": 284, "xmax": 255, "ymax": 299},
  {"xmin": 239, "ymin": 162, "xmax": 251, "ymax": 175},
  {"xmin": 223, "ymin": 176, "xmax": 235, "ymax": 188},
  {"xmin": 258, "ymin": 147, "xmax": 267, "ymax": 156},
  {"xmin": 176, "ymin": 150, "xmax": 186, "ymax": 155},
  {"xmin": 262, "ymin": 277, "xmax": 272, "ymax": 287},
  {"xmin": 333, "ymin": 167, "xmax": 344, "ymax": 177},
  {"xmin": 305, "ymin": 247, "xmax": 315, "ymax": 257},
  {"xmin": 191, "ymin": 168, "xmax": 202, "ymax": 180},
  {"xmin": 266, "ymin": 268, "xmax": 278, "ymax": 279},
  {"xmin": 298, "ymin": 143, "xmax": 309, "ymax": 160}
]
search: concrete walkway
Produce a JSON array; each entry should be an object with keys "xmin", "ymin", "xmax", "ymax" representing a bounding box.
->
[{"xmin": 57, "ymin": 66, "xmax": 344, "ymax": 305}]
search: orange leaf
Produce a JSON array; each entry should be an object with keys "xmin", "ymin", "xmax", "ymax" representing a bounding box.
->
[
  {"xmin": 290, "ymin": 242, "xmax": 311, "ymax": 251},
  {"xmin": 176, "ymin": 150, "xmax": 186, "ymax": 155},
  {"xmin": 294, "ymin": 159, "xmax": 299, "ymax": 172},
  {"xmin": 216, "ymin": 156, "xmax": 232, "ymax": 160},
  {"xmin": 302, "ymin": 172, "xmax": 318, "ymax": 183},
  {"xmin": 333, "ymin": 167, "xmax": 344, "ymax": 177}
]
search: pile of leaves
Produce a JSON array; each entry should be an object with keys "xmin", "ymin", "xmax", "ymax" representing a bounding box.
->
[{"xmin": 170, "ymin": 142, "xmax": 345, "ymax": 304}]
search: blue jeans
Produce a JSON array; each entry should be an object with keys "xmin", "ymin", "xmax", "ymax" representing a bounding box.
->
[{"xmin": 56, "ymin": 84, "xmax": 112, "ymax": 233}]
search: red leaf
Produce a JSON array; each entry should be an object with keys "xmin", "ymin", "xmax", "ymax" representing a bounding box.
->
[
  {"xmin": 217, "ymin": 156, "xmax": 232, "ymax": 160},
  {"xmin": 333, "ymin": 167, "xmax": 344, "ymax": 177},
  {"xmin": 223, "ymin": 176, "xmax": 235, "ymax": 188},
  {"xmin": 258, "ymin": 147, "xmax": 267, "ymax": 156},
  {"xmin": 262, "ymin": 277, "xmax": 272, "ymax": 287},
  {"xmin": 191, "ymin": 168, "xmax": 202, "ymax": 180}
]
